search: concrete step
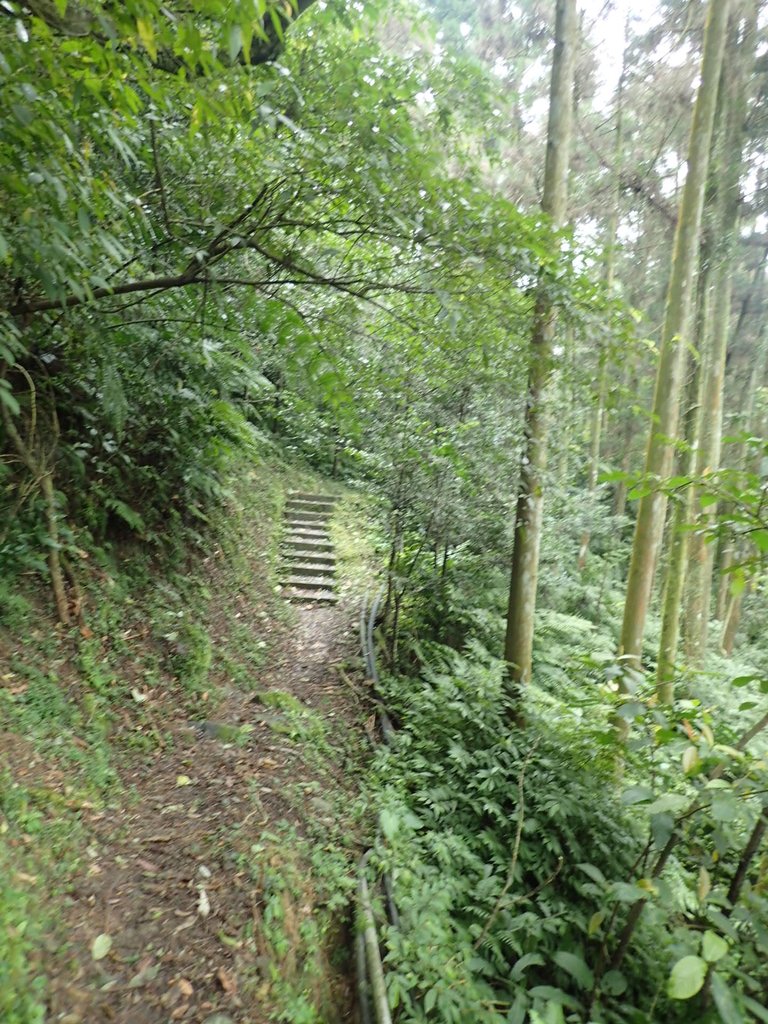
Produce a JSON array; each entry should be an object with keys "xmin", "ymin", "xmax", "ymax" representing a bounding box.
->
[
  {"xmin": 280, "ymin": 561, "xmax": 336, "ymax": 577},
  {"xmin": 283, "ymin": 552, "xmax": 336, "ymax": 567},
  {"xmin": 286, "ymin": 495, "xmax": 335, "ymax": 512},
  {"xmin": 284, "ymin": 509, "xmax": 331, "ymax": 523},
  {"xmin": 282, "ymin": 539, "xmax": 335, "ymax": 554},
  {"xmin": 284, "ymin": 520, "xmax": 329, "ymax": 536},
  {"xmin": 287, "ymin": 492, "xmax": 339, "ymax": 503},
  {"xmin": 285, "ymin": 576, "xmax": 336, "ymax": 591},
  {"xmin": 284, "ymin": 528, "xmax": 329, "ymax": 544},
  {"xmin": 285, "ymin": 587, "xmax": 337, "ymax": 605}
]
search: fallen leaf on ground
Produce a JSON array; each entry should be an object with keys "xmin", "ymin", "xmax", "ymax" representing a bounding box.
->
[
  {"xmin": 215, "ymin": 966, "xmax": 237, "ymax": 994},
  {"xmin": 197, "ymin": 887, "xmax": 211, "ymax": 917},
  {"xmin": 176, "ymin": 978, "xmax": 194, "ymax": 997},
  {"xmin": 91, "ymin": 934, "xmax": 112, "ymax": 960},
  {"xmin": 128, "ymin": 963, "xmax": 160, "ymax": 988}
]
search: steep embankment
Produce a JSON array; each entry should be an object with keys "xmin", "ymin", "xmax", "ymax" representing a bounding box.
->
[{"xmin": 0, "ymin": 459, "xmax": 376, "ymax": 1024}]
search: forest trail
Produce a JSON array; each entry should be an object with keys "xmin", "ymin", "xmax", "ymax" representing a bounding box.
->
[{"xmin": 43, "ymin": 499, "xmax": 366, "ymax": 1024}]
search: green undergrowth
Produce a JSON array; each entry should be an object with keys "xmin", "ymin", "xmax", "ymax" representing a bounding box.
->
[
  {"xmin": 329, "ymin": 489, "xmax": 385, "ymax": 601},
  {"xmin": 246, "ymin": 806, "xmax": 364, "ymax": 1023},
  {"xmin": 368, "ymin": 539, "xmax": 768, "ymax": 1023}
]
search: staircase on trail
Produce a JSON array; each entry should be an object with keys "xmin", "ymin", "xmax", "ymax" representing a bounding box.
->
[{"xmin": 280, "ymin": 492, "xmax": 339, "ymax": 605}]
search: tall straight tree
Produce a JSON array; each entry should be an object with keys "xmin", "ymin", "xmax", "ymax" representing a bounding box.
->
[
  {"xmin": 577, "ymin": 47, "xmax": 625, "ymax": 571},
  {"xmin": 504, "ymin": 0, "xmax": 576, "ymax": 689},
  {"xmin": 683, "ymin": 1, "xmax": 757, "ymax": 667},
  {"xmin": 618, "ymin": 0, "xmax": 730, "ymax": 679}
]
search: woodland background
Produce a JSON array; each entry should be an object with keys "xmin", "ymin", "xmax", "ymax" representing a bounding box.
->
[{"xmin": 2, "ymin": 0, "xmax": 768, "ymax": 1022}]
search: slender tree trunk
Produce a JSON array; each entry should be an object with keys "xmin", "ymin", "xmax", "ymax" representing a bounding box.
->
[
  {"xmin": 40, "ymin": 472, "xmax": 71, "ymax": 625},
  {"xmin": 611, "ymin": 363, "xmax": 636, "ymax": 520},
  {"xmin": 503, "ymin": 0, "xmax": 576, "ymax": 691},
  {"xmin": 618, "ymin": 0, "xmax": 730, "ymax": 681},
  {"xmin": 727, "ymin": 805, "xmax": 768, "ymax": 906},
  {"xmin": 721, "ymin": 569, "xmax": 748, "ymax": 656},
  {"xmin": 656, "ymin": 356, "xmax": 703, "ymax": 701},
  {"xmin": 578, "ymin": 50, "xmax": 625, "ymax": 569},
  {"xmin": 718, "ymin": 324, "xmax": 768, "ymax": 652},
  {"xmin": 684, "ymin": 3, "xmax": 756, "ymax": 666},
  {"xmin": 715, "ymin": 541, "xmax": 733, "ymax": 620}
]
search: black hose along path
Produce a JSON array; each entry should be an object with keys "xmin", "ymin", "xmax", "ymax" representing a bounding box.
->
[{"xmin": 357, "ymin": 591, "xmax": 398, "ymax": 1024}]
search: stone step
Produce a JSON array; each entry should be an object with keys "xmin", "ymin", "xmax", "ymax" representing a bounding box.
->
[
  {"xmin": 284, "ymin": 528, "xmax": 329, "ymax": 544},
  {"xmin": 285, "ymin": 576, "xmax": 336, "ymax": 591},
  {"xmin": 287, "ymin": 492, "xmax": 339, "ymax": 503},
  {"xmin": 280, "ymin": 561, "xmax": 336, "ymax": 577},
  {"xmin": 285, "ymin": 496, "xmax": 335, "ymax": 508},
  {"xmin": 284, "ymin": 520, "xmax": 329, "ymax": 536},
  {"xmin": 284, "ymin": 509, "xmax": 331, "ymax": 523},
  {"xmin": 282, "ymin": 538, "xmax": 335, "ymax": 554},
  {"xmin": 285, "ymin": 587, "xmax": 337, "ymax": 605},
  {"xmin": 283, "ymin": 551, "xmax": 336, "ymax": 567}
]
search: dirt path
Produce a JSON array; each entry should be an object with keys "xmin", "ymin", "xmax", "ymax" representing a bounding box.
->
[{"xmin": 47, "ymin": 601, "xmax": 367, "ymax": 1024}]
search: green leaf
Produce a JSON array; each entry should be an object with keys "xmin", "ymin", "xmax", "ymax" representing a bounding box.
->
[
  {"xmin": 136, "ymin": 18, "xmax": 157, "ymax": 60},
  {"xmin": 542, "ymin": 1003, "xmax": 566, "ymax": 1024},
  {"xmin": 553, "ymin": 951, "xmax": 593, "ymax": 989},
  {"xmin": 379, "ymin": 808, "xmax": 398, "ymax": 840},
  {"xmin": 645, "ymin": 793, "xmax": 688, "ymax": 815},
  {"xmin": 227, "ymin": 24, "xmax": 242, "ymax": 62},
  {"xmin": 702, "ymin": 931, "xmax": 728, "ymax": 963},
  {"xmin": 105, "ymin": 499, "xmax": 145, "ymax": 533},
  {"xmin": 511, "ymin": 953, "xmax": 545, "ymax": 979},
  {"xmin": 528, "ymin": 986, "xmax": 580, "ymax": 1010},
  {"xmin": 620, "ymin": 785, "xmax": 653, "ymax": 805},
  {"xmin": 602, "ymin": 970, "xmax": 627, "ymax": 996},
  {"xmin": 616, "ymin": 700, "xmax": 645, "ymax": 720},
  {"xmin": 730, "ymin": 571, "xmax": 746, "ymax": 597},
  {"xmin": 730, "ymin": 675, "xmax": 758, "ymax": 688},
  {"xmin": 711, "ymin": 792, "xmax": 739, "ymax": 823},
  {"xmin": 667, "ymin": 955, "xmax": 707, "ymax": 999},
  {"xmin": 711, "ymin": 972, "xmax": 743, "ymax": 1024},
  {"xmin": 577, "ymin": 863, "xmax": 605, "ymax": 884},
  {"xmin": 0, "ymin": 380, "xmax": 20, "ymax": 415},
  {"xmin": 588, "ymin": 911, "xmax": 604, "ymax": 936},
  {"xmin": 743, "ymin": 995, "xmax": 768, "ymax": 1022},
  {"xmin": 91, "ymin": 933, "xmax": 112, "ymax": 960},
  {"xmin": 650, "ymin": 811, "xmax": 675, "ymax": 850}
]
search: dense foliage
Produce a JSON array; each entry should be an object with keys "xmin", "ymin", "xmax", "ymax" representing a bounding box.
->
[{"xmin": 2, "ymin": 1, "xmax": 768, "ymax": 1022}]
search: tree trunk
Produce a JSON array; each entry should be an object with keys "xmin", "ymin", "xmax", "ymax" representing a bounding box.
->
[
  {"xmin": 656, "ymin": 356, "xmax": 703, "ymax": 702},
  {"xmin": 617, "ymin": 0, "xmax": 730, "ymax": 680},
  {"xmin": 684, "ymin": 3, "xmax": 756, "ymax": 667},
  {"xmin": 40, "ymin": 471, "xmax": 71, "ymax": 626},
  {"xmin": 504, "ymin": 0, "xmax": 576, "ymax": 691},
  {"xmin": 578, "ymin": 48, "xmax": 625, "ymax": 569}
]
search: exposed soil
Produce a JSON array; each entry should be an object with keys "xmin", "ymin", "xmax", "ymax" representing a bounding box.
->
[{"xmin": 40, "ymin": 601, "xmax": 369, "ymax": 1024}]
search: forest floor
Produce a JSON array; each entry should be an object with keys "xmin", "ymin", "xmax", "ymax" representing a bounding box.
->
[{"xmin": 0, "ymin": 459, "xmax": 377, "ymax": 1024}]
